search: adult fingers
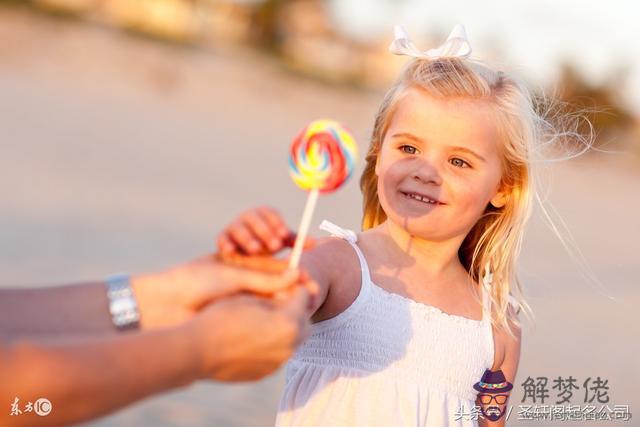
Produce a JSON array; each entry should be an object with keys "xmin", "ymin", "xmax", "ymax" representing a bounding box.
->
[
  {"xmin": 222, "ymin": 265, "xmax": 303, "ymax": 296},
  {"xmin": 278, "ymin": 286, "xmax": 312, "ymax": 320},
  {"xmin": 277, "ymin": 287, "xmax": 312, "ymax": 345},
  {"xmin": 216, "ymin": 253, "xmax": 289, "ymax": 274},
  {"xmin": 302, "ymin": 278, "xmax": 320, "ymax": 309}
]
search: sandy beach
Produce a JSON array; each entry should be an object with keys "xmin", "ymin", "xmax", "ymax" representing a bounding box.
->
[{"xmin": 1, "ymin": 7, "xmax": 638, "ymax": 426}]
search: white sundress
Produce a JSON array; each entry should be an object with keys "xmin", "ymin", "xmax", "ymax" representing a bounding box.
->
[{"xmin": 275, "ymin": 221, "xmax": 496, "ymax": 426}]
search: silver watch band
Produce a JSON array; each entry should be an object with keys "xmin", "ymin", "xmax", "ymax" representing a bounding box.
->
[{"xmin": 106, "ymin": 274, "xmax": 140, "ymax": 331}]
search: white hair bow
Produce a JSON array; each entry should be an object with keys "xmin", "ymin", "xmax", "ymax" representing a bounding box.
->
[{"xmin": 389, "ymin": 24, "xmax": 472, "ymax": 59}]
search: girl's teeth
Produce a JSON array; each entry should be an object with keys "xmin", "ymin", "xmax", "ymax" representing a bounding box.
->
[{"xmin": 407, "ymin": 193, "xmax": 437, "ymax": 204}]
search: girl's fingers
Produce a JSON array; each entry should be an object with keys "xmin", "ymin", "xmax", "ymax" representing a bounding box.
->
[
  {"xmin": 218, "ymin": 206, "xmax": 315, "ymax": 257},
  {"xmin": 217, "ymin": 233, "xmax": 237, "ymax": 255},
  {"xmin": 282, "ymin": 232, "xmax": 317, "ymax": 250},
  {"xmin": 257, "ymin": 206, "xmax": 290, "ymax": 239},
  {"xmin": 220, "ymin": 228, "xmax": 316, "ymax": 258},
  {"xmin": 303, "ymin": 236, "xmax": 317, "ymax": 250},
  {"xmin": 241, "ymin": 210, "xmax": 282, "ymax": 252},
  {"xmin": 227, "ymin": 222, "xmax": 264, "ymax": 254}
]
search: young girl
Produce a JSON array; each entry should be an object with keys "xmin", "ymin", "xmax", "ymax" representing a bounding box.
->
[{"xmin": 217, "ymin": 25, "xmax": 580, "ymax": 426}]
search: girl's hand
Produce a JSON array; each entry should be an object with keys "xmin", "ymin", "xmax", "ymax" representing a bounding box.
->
[{"xmin": 217, "ymin": 206, "xmax": 315, "ymax": 256}]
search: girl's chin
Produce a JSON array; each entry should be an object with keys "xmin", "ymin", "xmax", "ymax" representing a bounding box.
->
[
  {"xmin": 387, "ymin": 204, "xmax": 442, "ymax": 223},
  {"xmin": 387, "ymin": 214, "xmax": 444, "ymax": 237},
  {"xmin": 404, "ymin": 226, "xmax": 444, "ymax": 240}
]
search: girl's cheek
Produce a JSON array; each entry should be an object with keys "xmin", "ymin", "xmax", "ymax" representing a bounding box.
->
[
  {"xmin": 449, "ymin": 179, "xmax": 483, "ymax": 208},
  {"xmin": 377, "ymin": 159, "xmax": 403, "ymax": 186},
  {"xmin": 377, "ymin": 171, "xmax": 396, "ymax": 205},
  {"xmin": 462, "ymin": 186, "xmax": 493, "ymax": 214}
]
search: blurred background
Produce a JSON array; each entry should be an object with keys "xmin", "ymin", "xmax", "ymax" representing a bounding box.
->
[{"xmin": 0, "ymin": 0, "xmax": 638, "ymax": 426}]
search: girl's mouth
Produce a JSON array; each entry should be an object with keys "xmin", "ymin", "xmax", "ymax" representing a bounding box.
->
[{"xmin": 400, "ymin": 191, "xmax": 443, "ymax": 206}]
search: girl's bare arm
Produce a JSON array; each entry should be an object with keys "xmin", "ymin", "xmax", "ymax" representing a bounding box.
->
[{"xmin": 477, "ymin": 309, "xmax": 522, "ymax": 427}]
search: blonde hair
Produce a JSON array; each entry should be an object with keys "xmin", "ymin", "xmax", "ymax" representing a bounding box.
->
[{"xmin": 360, "ymin": 57, "xmax": 594, "ymax": 339}]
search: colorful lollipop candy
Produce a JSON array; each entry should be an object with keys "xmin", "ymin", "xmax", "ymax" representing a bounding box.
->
[
  {"xmin": 288, "ymin": 119, "xmax": 357, "ymax": 268},
  {"xmin": 288, "ymin": 119, "xmax": 357, "ymax": 193}
]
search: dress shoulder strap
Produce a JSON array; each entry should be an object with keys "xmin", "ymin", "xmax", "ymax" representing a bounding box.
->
[
  {"xmin": 318, "ymin": 220, "xmax": 358, "ymax": 243},
  {"xmin": 318, "ymin": 220, "xmax": 373, "ymax": 286}
]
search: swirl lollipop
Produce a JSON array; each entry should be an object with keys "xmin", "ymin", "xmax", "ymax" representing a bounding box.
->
[{"xmin": 287, "ymin": 119, "xmax": 357, "ymax": 268}]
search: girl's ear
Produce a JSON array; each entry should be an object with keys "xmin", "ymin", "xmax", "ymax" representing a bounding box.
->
[
  {"xmin": 375, "ymin": 159, "xmax": 380, "ymax": 176},
  {"xmin": 490, "ymin": 190, "xmax": 508, "ymax": 208}
]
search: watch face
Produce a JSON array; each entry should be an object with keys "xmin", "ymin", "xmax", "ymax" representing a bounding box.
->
[
  {"xmin": 106, "ymin": 275, "xmax": 140, "ymax": 330},
  {"xmin": 111, "ymin": 298, "xmax": 137, "ymax": 312}
]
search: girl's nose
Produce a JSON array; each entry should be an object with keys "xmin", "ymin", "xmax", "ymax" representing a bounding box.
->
[{"xmin": 412, "ymin": 159, "xmax": 443, "ymax": 186}]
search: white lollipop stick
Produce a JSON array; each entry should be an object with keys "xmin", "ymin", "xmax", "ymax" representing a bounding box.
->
[{"xmin": 288, "ymin": 188, "xmax": 319, "ymax": 269}]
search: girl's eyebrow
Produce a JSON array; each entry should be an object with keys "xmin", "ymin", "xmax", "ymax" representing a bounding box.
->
[
  {"xmin": 391, "ymin": 132, "xmax": 423, "ymax": 145},
  {"xmin": 391, "ymin": 132, "xmax": 486, "ymax": 163},
  {"xmin": 451, "ymin": 146, "xmax": 487, "ymax": 163}
]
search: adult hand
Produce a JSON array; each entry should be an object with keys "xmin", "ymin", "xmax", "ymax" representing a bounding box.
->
[
  {"xmin": 132, "ymin": 255, "xmax": 318, "ymax": 330},
  {"xmin": 186, "ymin": 285, "xmax": 313, "ymax": 381},
  {"xmin": 0, "ymin": 284, "xmax": 315, "ymax": 427}
]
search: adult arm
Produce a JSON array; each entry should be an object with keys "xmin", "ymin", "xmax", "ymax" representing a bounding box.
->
[
  {"xmin": 0, "ymin": 287, "xmax": 312, "ymax": 427},
  {"xmin": 0, "ymin": 255, "xmax": 312, "ymax": 339}
]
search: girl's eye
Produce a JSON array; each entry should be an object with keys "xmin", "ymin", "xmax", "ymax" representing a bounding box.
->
[
  {"xmin": 450, "ymin": 158, "xmax": 471, "ymax": 168},
  {"xmin": 399, "ymin": 145, "xmax": 417, "ymax": 155}
]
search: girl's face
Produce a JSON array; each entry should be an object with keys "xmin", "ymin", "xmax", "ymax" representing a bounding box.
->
[{"xmin": 376, "ymin": 88, "xmax": 508, "ymax": 240}]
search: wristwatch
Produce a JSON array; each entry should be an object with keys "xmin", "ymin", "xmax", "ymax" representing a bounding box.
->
[{"xmin": 105, "ymin": 274, "xmax": 141, "ymax": 331}]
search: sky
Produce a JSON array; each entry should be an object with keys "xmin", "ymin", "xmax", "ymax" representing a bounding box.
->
[{"xmin": 329, "ymin": 0, "xmax": 640, "ymax": 116}]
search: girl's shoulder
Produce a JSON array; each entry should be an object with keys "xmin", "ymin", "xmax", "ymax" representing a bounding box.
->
[
  {"xmin": 310, "ymin": 225, "xmax": 385, "ymax": 276},
  {"xmin": 303, "ymin": 235, "xmax": 361, "ymax": 277},
  {"xmin": 303, "ymin": 235, "xmax": 364, "ymax": 323}
]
